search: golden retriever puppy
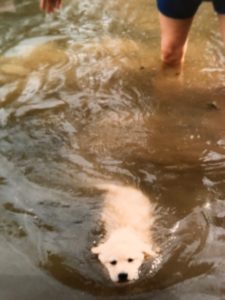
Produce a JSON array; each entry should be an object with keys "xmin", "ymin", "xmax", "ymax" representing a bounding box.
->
[{"xmin": 92, "ymin": 184, "xmax": 158, "ymax": 283}]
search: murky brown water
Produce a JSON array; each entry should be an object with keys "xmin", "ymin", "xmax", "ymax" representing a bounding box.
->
[{"xmin": 1, "ymin": 0, "xmax": 225, "ymax": 299}]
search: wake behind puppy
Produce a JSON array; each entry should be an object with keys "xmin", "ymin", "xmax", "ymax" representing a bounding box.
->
[{"xmin": 92, "ymin": 183, "xmax": 158, "ymax": 283}]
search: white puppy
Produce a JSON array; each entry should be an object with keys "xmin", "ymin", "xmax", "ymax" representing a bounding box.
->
[{"xmin": 91, "ymin": 184, "xmax": 158, "ymax": 283}]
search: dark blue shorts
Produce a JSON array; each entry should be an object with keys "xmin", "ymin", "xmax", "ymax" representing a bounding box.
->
[{"xmin": 157, "ymin": 0, "xmax": 225, "ymax": 19}]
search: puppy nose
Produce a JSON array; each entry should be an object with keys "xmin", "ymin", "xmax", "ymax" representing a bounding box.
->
[{"xmin": 118, "ymin": 272, "xmax": 128, "ymax": 282}]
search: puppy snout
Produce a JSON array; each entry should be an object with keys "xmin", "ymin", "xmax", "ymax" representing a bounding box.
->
[{"xmin": 118, "ymin": 272, "xmax": 128, "ymax": 282}]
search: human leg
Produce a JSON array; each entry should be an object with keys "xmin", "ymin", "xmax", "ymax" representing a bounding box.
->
[
  {"xmin": 158, "ymin": 14, "xmax": 193, "ymax": 66},
  {"xmin": 157, "ymin": 0, "xmax": 202, "ymax": 66},
  {"xmin": 218, "ymin": 15, "xmax": 225, "ymax": 45},
  {"xmin": 213, "ymin": 0, "xmax": 225, "ymax": 45}
]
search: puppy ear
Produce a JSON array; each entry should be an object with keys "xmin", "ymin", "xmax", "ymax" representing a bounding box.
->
[
  {"xmin": 91, "ymin": 244, "xmax": 104, "ymax": 255},
  {"xmin": 142, "ymin": 243, "xmax": 158, "ymax": 258}
]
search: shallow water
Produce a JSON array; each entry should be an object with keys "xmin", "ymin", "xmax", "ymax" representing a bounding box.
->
[{"xmin": 1, "ymin": 0, "xmax": 225, "ymax": 299}]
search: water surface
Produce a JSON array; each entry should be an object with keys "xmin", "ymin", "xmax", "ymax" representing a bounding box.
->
[{"xmin": 0, "ymin": 0, "xmax": 225, "ymax": 299}]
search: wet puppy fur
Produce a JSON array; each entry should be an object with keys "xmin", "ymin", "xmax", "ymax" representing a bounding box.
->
[{"xmin": 92, "ymin": 184, "xmax": 158, "ymax": 283}]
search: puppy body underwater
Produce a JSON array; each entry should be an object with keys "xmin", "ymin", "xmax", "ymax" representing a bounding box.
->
[{"xmin": 92, "ymin": 183, "xmax": 158, "ymax": 283}]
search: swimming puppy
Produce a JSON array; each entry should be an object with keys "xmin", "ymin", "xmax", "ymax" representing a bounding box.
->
[{"xmin": 91, "ymin": 184, "xmax": 158, "ymax": 283}]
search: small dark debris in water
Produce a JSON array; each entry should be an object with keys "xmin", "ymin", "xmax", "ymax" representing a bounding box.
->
[
  {"xmin": 0, "ymin": 219, "xmax": 27, "ymax": 238},
  {"xmin": 0, "ymin": 176, "xmax": 7, "ymax": 185},
  {"xmin": 62, "ymin": 203, "xmax": 70, "ymax": 208},
  {"xmin": 36, "ymin": 221, "xmax": 55, "ymax": 232},
  {"xmin": 17, "ymin": 227, "xmax": 27, "ymax": 238},
  {"xmin": 207, "ymin": 101, "xmax": 219, "ymax": 111},
  {"xmin": 212, "ymin": 216, "xmax": 225, "ymax": 228},
  {"xmin": 73, "ymin": 220, "xmax": 83, "ymax": 224},
  {"xmin": 140, "ymin": 66, "xmax": 145, "ymax": 70},
  {"xmin": 39, "ymin": 200, "xmax": 69, "ymax": 208},
  {"xmin": 3, "ymin": 202, "xmax": 35, "ymax": 216}
]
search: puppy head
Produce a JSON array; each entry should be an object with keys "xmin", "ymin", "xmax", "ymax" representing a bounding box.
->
[{"xmin": 91, "ymin": 229, "xmax": 157, "ymax": 283}]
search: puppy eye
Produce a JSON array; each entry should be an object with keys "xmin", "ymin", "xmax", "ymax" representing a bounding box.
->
[
  {"xmin": 110, "ymin": 260, "xmax": 117, "ymax": 266},
  {"xmin": 128, "ymin": 258, "xmax": 134, "ymax": 263}
]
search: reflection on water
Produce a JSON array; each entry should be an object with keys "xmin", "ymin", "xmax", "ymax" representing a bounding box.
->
[{"xmin": 0, "ymin": 0, "xmax": 225, "ymax": 299}]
